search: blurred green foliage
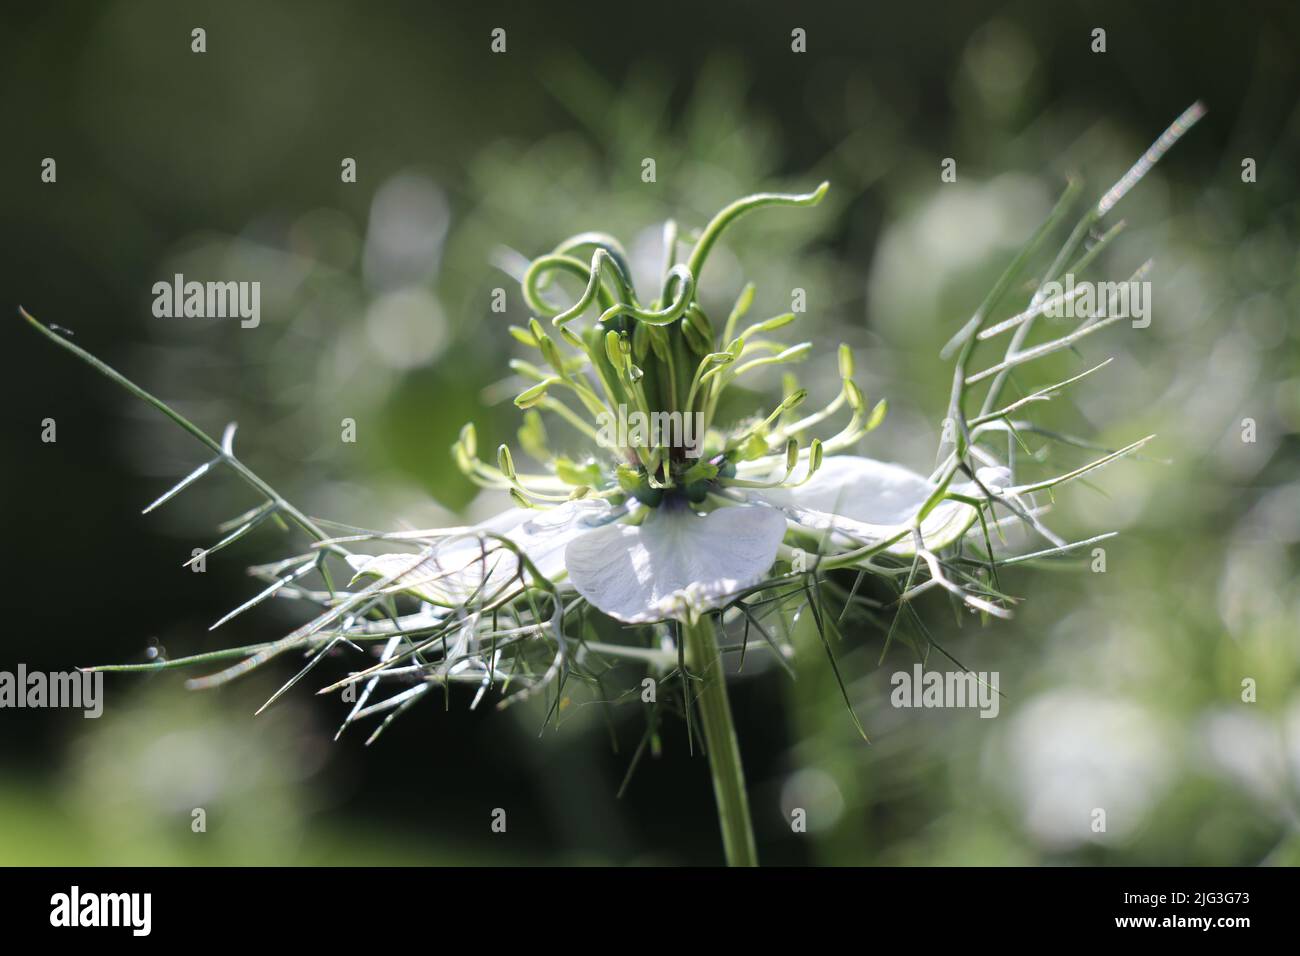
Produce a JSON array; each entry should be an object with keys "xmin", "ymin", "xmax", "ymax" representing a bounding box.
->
[{"xmin": 2, "ymin": 0, "xmax": 1297, "ymax": 865}]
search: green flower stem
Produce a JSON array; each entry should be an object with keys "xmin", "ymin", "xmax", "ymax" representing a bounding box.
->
[{"xmin": 682, "ymin": 614, "xmax": 758, "ymax": 867}]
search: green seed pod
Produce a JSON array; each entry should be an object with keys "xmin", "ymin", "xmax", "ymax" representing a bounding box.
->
[
  {"xmin": 539, "ymin": 337, "xmax": 565, "ymax": 375},
  {"xmin": 632, "ymin": 320, "xmax": 651, "ymax": 362},
  {"xmin": 514, "ymin": 378, "xmax": 553, "ymax": 409},
  {"xmin": 749, "ymin": 312, "xmax": 795, "ymax": 335},
  {"xmin": 509, "ymin": 358, "xmax": 549, "ymax": 382},
  {"xmin": 845, "ymin": 379, "xmax": 866, "ymax": 412},
  {"xmin": 459, "ymin": 422, "xmax": 477, "ymax": 459},
  {"xmin": 508, "ymin": 325, "xmax": 538, "ymax": 348},
  {"xmin": 775, "ymin": 342, "xmax": 813, "ymax": 363},
  {"xmin": 866, "ymin": 398, "xmax": 888, "ymax": 431},
  {"xmin": 451, "ymin": 442, "xmax": 474, "ymax": 475},
  {"xmin": 727, "ymin": 282, "xmax": 756, "ymax": 327},
  {"xmin": 685, "ymin": 303, "xmax": 714, "ymax": 343},
  {"xmin": 604, "ymin": 329, "xmax": 624, "ymax": 370},
  {"xmin": 838, "ymin": 343, "xmax": 854, "ymax": 380},
  {"xmin": 681, "ymin": 315, "xmax": 710, "ymax": 355},
  {"xmin": 497, "ymin": 444, "xmax": 516, "ymax": 480},
  {"xmin": 647, "ymin": 324, "xmax": 670, "ymax": 362},
  {"xmin": 558, "ymin": 325, "xmax": 586, "ymax": 351}
]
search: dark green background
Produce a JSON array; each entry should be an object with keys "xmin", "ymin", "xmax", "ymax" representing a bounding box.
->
[{"xmin": 1, "ymin": 0, "xmax": 1297, "ymax": 864}]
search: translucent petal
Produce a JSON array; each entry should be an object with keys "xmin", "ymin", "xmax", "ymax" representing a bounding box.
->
[
  {"xmin": 753, "ymin": 454, "xmax": 981, "ymax": 554},
  {"xmin": 564, "ymin": 503, "xmax": 788, "ymax": 623},
  {"xmin": 347, "ymin": 499, "xmax": 624, "ymax": 604}
]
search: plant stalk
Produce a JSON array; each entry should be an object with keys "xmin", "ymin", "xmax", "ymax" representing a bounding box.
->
[{"xmin": 682, "ymin": 614, "xmax": 758, "ymax": 867}]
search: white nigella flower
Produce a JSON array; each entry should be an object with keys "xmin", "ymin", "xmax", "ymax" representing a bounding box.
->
[
  {"xmin": 344, "ymin": 184, "xmax": 1017, "ymax": 628},
  {"xmin": 347, "ymin": 454, "xmax": 1007, "ymax": 626},
  {"xmin": 30, "ymin": 103, "xmax": 1203, "ymax": 866}
]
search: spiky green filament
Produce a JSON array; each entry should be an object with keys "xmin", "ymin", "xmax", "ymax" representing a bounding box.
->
[{"xmin": 477, "ymin": 182, "xmax": 858, "ymax": 507}]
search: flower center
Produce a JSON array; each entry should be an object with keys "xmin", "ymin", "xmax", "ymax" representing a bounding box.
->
[{"xmin": 450, "ymin": 183, "xmax": 885, "ymax": 511}]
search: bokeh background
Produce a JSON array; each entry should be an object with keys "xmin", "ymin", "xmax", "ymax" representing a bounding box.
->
[{"xmin": 2, "ymin": 0, "xmax": 1298, "ymax": 865}]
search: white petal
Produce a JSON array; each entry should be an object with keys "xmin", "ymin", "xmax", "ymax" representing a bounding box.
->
[
  {"xmin": 506, "ymin": 498, "xmax": 626, "ymax": 579},
  {"xmin": 564, "ymin": 503, "xmax": 787, "ymax": 623},
  {"xmin": 347, "ymin": 498, "xmax": 624, "ymax": 604},
  {"xmin": 754, "ymin": 455, "xmax": 981, "ymax": 554}
]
